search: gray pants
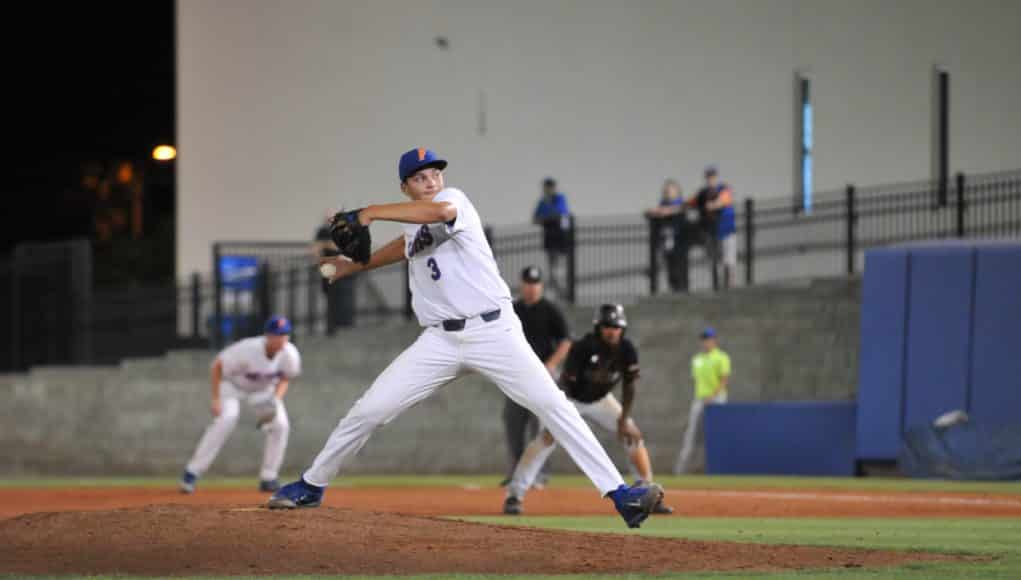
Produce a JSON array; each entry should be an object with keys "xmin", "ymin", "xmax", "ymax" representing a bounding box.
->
[
  {"xmin": 502, "ymin": 396, "xmax": 547, "ymax": 481},
  {"xmin": 674, "ymin": 392, "xmax": 728, "ymax": 475},
  {"xmin": 545, "ymin": 251, "xmax": 567, "ymax": 298}
]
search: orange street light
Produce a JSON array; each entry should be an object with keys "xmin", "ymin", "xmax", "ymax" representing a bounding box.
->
[{"xmin": 152, "ymin": 145, "xmax": 177, "ymax": 161}]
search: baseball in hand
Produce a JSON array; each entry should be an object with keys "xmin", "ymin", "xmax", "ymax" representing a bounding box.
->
[{"xmin": 319, "ymin": 262, "xmax": 337, "ymax": 279}]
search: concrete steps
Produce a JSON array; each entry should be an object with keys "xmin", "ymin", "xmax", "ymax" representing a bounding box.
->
[{"xmin": 0, "ymin": 275, "xmax": 862, "ymax": 476}]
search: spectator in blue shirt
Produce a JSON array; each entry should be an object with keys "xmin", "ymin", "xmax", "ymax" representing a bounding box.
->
[
  {"xmin": 688, "ymin": 165, "xmax": 737, "ymax": 289},
  {"xmin": 533, "ymin": 177, "xmax": 571, "ymax": 296}
]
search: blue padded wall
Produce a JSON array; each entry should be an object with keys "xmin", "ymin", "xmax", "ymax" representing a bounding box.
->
[
  {"xmin": 856, "ymin": 249, "xmax": 910, "ymax": 460},
  {"xmin": 903, "ymin": 246, "xmax": 974, "ymax": 430},
  {"xmin": 705, "ymin": 402, "xmax": 857, "ymax": 476},
  {"xmin": 969, "ymin": 245, "xmax": 1021, "ymax": 425}
]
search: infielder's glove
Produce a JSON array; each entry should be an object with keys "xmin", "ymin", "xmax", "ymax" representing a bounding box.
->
[
  {"xmin": 252, "ymin": 397, "xmax": 278, "ymax": 431},
  {"xmin": 329, "ymin": 209, "xmax": 372, "ymax": 265}
]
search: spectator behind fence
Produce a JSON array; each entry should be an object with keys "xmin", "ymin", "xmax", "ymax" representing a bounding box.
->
[
  {"xmin": 501, "ymin": 265, "xmax": 571, "ymax": 488},
  {"xmin": 644, "ymin": 179, "xmax": 690, "ymax": 292},
  {"xmin": 532, "ymin": 177, "xmax": 571, "ymax": 297},
  {"xmin": 674, "ymin": 326, "xmax": 731, "ymax": 474},
  {"xmin": 313, "ymin": 211, "xmax": 355, "ymax": 334},
  {"xmin": 688, "ymin": 165, "xmax": 737, "ymax": 289}
]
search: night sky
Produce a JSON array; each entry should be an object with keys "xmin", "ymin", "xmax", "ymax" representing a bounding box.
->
[{"xmin": 4, "ymin": 2, "xmax": 175, "ymax": 259}]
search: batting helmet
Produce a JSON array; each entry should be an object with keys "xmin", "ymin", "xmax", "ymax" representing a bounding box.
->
[{"xmin": 593, "ymin": 304, "xmax": 628, "ymax": 330}]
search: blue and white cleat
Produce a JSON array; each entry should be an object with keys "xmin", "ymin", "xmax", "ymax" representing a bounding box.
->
[
  {"xmin": 267, "ymin": 478, "xmax": 324, "ymax": 509},
  {"xmin": 608, "ymin": 482, "xmax": 664, "ymax": 528},
  {"xmin": 178, "ymin": 471, "xmax": 198, "ymax": 494}
]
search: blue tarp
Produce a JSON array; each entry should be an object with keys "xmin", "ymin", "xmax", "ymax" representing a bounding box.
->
[{"xmin": 899, "ymin": 420, "xmax": 1021, "ymax": 480}]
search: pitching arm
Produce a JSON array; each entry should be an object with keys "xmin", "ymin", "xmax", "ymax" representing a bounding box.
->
[{"xmin": 359, "ymin": 201, "xmax": 456, "ymax": 226}]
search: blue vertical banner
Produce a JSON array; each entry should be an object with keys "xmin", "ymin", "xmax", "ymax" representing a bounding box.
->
[
  {"xmin": 802, "ymin": 101, "xmax": 813, "ymax": 212},
  {"xmin": 799, "ymin": 75, "xmax": 813, "ymax": 213},
  {"xmin": 219, "ymin": 255, "xmax": 258, "ymax": 290},
  {"xmin": 903, "ymin": 246, "xmax": 974, "ymax": 429},
  {"xmin": 856, "ymin": 248, "xmax": 910, "ymax": 460},
  {"xmin": 969, "ymin": 245, "xmax": 1021, "ymax": 424},
  {"xmin": 217, "ymin": 255, "xmax": 259, "ymax": 339}
]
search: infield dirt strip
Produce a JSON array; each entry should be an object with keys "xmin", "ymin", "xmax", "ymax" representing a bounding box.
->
[{"xmin": 0, "ymin": 485, "xmax": 1009, "ymax": 575}]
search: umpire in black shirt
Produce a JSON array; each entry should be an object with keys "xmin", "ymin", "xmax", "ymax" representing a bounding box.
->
[{"xmin": 502, "ymin": 265, "xmax": 571, "ymax": 486}]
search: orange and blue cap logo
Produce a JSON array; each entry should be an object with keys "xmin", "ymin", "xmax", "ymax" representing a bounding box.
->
[{"xmin": 417, "ymin": 147, "xmax": 426, "ymax": 161}]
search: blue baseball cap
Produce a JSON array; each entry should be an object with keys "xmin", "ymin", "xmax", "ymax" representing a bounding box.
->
[
  {"xmin": 704, "ymin": 164, "xmax": 719, "ymax": 177},
  {"xmin": 398, "ymin": 147, "xmax": 447, "ymax": 182},
  {"xmin": 700, "ymin": 326, "xmax": 717, "ymax": 339},
  {"xmin": 265, "ymin": 316, "xmax": 292, "ymax": 335}
]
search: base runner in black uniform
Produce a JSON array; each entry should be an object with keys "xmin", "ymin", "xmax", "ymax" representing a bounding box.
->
[{"xmin": 503, "ymin": 304, "xmax": 674, "ymax": 515}]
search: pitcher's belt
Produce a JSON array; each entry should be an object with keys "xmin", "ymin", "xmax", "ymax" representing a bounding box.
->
[{"xmin": 441, "ymin": 308, "xmax": 501, "ymax": 331}]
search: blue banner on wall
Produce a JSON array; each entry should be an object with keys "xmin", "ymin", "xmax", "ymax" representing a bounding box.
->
[{"xmin": 218, "ymin": 255, "xmax": 258, "ymax": 291}]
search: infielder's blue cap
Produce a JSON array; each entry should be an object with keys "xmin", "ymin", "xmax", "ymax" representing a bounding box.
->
[
  {"xmin": 265, "ymin": 316, "xmax": 292, "ymax": 335},
  {"xmin": 700, "ymin": 326, "xmax": 717, "ymax": 339},
  {"xmin": 399, "ymin": 147, "xmax": 447, "ymax": 182}
]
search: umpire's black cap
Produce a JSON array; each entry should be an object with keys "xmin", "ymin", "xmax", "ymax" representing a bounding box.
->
[{"xmin": 521, "ymin": 265, "xmax": 542, "ymax": 283}]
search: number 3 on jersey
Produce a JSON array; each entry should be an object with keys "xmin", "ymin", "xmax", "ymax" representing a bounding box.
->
[{"xmin": 426, "ymin": 257, "xmax": 441, "ymax": 280}]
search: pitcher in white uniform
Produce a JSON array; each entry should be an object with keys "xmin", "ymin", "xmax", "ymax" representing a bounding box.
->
[
  {"xmin": 268, "ymin": 147, "xmax": 665, "ymax": 528},
  {"xmin": 179, "ymin": 316, "xmax": 301, "ymax": 494}
]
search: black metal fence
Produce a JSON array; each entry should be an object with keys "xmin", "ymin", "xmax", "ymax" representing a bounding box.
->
[
  {"xmin": 1, "ymin": 240, "xmax": 91, "ymax": 370},
  {"xmin": 207, "ymin": 241, "xmax": 406, "ymax": 347},
  {"xmin": 0, "ymin": 239, "xmax": 187, "ymax": 370},
  {"xmin": 743, "ymin": 170, "xmax": 1021, "ymax": 287},
  {"xmin": 3, "ymin": 169, "xmax": 1020, "ymax": 367}
]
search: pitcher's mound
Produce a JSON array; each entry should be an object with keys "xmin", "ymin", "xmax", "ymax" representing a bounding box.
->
[{"xmin": 0, "ymin": 505, "xmax": 956, "ymax": 576}]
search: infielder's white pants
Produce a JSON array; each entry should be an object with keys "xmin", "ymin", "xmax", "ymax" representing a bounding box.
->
[
  {"xmin": 185, "ymin": 382, "xmax": 290, "ymax": 481},
  {"xmin": 674, "ymin": 392, "xmax": 727, "ymax": 475},
  {"xmin": 506, "ymin": 393, "xmax": 641, "ymax": 499},
  {"xmin": 303, "ymin": 310, "xmax": 626, "ymax": 495}
]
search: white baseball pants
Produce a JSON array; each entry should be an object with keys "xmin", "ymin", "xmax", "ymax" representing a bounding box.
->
[
  {"xmin": 185, "ymin": 382, "xmax": 290, "ymax": 481},
  {"xmin": 506, "ymin": 393, "xmax": 639, "ymax": 499},
  {"xmin": 302, "ymin": 308, "xmax": 626, "ymax": 495}
]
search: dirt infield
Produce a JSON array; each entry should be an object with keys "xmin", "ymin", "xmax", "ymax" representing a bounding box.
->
[
  {"xmin": 0, "ymin": 505, "xmax": 961, "ymax": 576},
  {"xmin": 1, "ymin": 485, "xmax": 1020, "ymax": 520},
  {"xmin": 0, "ymin": 485, "xmax": 1012, "ymax": 575}
]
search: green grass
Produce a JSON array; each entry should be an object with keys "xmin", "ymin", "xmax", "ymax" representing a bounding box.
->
[
  {"xmin": 456, "ymin": 516, "xmax": 1021, "ymax": 579},
  {"xmin": 2, "ymin": 474, "xmax": 1021, "ymax": 494}
]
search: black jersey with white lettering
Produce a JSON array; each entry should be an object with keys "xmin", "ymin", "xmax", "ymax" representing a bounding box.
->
[{"xmin": 560, "ymin": 333, "xmax": 639, "ymax": 403}]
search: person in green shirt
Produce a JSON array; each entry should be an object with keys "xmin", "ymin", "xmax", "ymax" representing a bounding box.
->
[{"xmin": 674, "ymin": 326, "xmax": 731, "ymax": 474}]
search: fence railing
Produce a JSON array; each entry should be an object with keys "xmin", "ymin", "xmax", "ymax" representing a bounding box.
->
[
  {"xmin": 3, "ymin": 169, "xmax": 1019, "ymax": 367},
  {"xmin": 207, "ymin": 241, "xmax": 406, "ymax": 347}
]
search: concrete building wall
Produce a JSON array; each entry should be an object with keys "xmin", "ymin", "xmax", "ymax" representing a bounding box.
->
[{"xmin": 177, "ymin": 0, "xmax": 1021, "ymax": 280}]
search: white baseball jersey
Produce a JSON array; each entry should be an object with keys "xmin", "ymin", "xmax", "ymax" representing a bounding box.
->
[
  {"xmin": 402, "ymin": 187, "xmax": 512, "ymax": 327},
  {"xmin": 301, "ymin": 183, "xmax": 626, "ymax": 498},
  {"xmin": 216, "ymin": 336, "xmax": 301, "ymax": 393}
]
